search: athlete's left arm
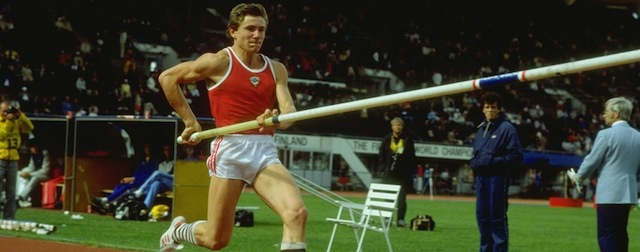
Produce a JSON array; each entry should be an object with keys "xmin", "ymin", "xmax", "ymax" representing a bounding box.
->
[{"xmin": 272, "ymin": 60, "xmax": 296, "ymax": 129}]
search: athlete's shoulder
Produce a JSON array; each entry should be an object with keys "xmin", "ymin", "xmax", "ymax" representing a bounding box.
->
[
  {"xmin": 191, "ymin": 50, "xmax": 230, "ymax": 74},
  {"xmin": 267, "ymin": 57, "xmax": 287, "ymax": 77},
  {"xmin": 268, "ymin": 57, "xmax": 285, "ymax": 68},
  {"xmin": 197, "ymin": 50, "xmax": 229, "ymax": 63}
]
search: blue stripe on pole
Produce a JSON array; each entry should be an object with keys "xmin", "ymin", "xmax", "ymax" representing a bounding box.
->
[
  {"xmin": 185, "ymin": 49, "xmax": 640, "ymax": 141},
  {"xmin": 476, "ymin": 72, "xmax": 522, "ymax": 89}
]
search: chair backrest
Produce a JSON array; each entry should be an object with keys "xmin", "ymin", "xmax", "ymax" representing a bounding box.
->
[{"xmin": 362, "ymin": 183, "xmax": 401, "ymax": 219}]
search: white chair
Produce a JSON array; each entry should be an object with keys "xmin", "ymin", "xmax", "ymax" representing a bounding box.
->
[{"xmin": 326, "ymin": 183, "xmax": 401, "ymax": 252}]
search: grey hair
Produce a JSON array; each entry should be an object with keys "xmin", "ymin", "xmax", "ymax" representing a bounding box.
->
[
  {"xmin": 606, "ymin": 96, "xmax": 633, "ymax": 121},
  {"xmin": 390, "ymin": 117, "xmax": 404, "ymax": 125}
]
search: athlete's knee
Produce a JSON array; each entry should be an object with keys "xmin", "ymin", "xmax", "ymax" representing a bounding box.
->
[
  {"xmin": 199, "ymin": 236, "xmax": 231, "ymax": 251},
  {"xmin": 281, "ymin": 205, "xmax": 308, "ymax": 226},
  {"xmin": 197, "ymin": 227, "xmax": 232, "ymax": 250}
]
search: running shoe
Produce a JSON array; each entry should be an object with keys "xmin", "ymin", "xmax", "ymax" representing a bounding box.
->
[{"xmin": 160, "ymin": 216, "xmax": 186, "ymax": 252}]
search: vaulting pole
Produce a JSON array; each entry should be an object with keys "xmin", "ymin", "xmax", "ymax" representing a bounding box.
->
[{"xmin": 179, "ymin": 49, "xmax": 640, "ymax": 143}]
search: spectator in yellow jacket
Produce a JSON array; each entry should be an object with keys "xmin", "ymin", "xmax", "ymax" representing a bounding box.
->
[{"xmin": 0, "ymin": 100, "xmax": 34, "ymax": 219}]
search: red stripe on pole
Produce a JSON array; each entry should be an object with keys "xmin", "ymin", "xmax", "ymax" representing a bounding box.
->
[
  {"xmin": 520, "ymin": 71, "xmax": 528, "ymax": 82},
  {"xmin": 179, "ymin": 49, "xmax": 640, "ymax": 142}
]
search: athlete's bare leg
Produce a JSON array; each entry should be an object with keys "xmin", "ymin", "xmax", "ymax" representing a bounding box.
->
[
  {"xmin": 252, "ymin": 163, "xmax": 307, "ymax": 245},
  {"xmin": 193, "ymin": 176, "xmax": 245, "ymax": 250}
]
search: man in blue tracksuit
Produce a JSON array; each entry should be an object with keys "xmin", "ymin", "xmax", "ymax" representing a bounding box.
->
[{"xmin": 470, "ymin": 91, "xmax": 523, "ymax": 252}]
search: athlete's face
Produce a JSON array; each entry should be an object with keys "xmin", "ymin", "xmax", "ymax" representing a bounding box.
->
[
  {"xmin": 482, "ymin": 102, "xmax": 500, "ymax": 121},
  {"xmin": 230, "ymin": 15, "xmax": 267, "ymax": 53}
]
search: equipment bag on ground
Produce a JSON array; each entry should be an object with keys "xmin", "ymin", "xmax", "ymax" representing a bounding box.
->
[
  {"xmin": 113, "ymin": 193, "xmax": 148, "ymax": 221},
  {"xmin": 235, "ymin": 209, "xmax": 254, "ymax": 227},
  {"xmin": 410, "ymin": 214, "xmax": 436, "ymax": 231}
]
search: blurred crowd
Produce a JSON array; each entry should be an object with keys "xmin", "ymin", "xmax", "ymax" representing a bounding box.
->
[{"xmin": 1, "ymin": 1, "xmax": 640, "ymax": 154}]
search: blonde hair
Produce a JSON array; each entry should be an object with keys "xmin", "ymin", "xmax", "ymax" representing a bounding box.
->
[{"xmin": 390, "ymin": 117, "xmax": 404, "ymax": 125}]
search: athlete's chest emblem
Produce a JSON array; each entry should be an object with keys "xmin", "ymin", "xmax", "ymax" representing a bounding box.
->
[{"xmin": 250, "ymin": 76, "xmax": 260, "ymax": 87}]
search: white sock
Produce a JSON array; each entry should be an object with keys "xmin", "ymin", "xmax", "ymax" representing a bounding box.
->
[
  {"xmin": 174, "ymin": 220, "xmax": 204, "ymax": 245},
  {"xmin": 280, "ymin": 241, "xmax": 306, "ymax": 251}
]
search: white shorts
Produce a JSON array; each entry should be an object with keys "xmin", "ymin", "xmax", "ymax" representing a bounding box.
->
[{"xmin": 206, "ymin": 134, "xmax": 282, "ymax": 184}]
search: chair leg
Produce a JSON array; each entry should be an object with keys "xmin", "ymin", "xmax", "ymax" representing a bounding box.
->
[
  {"xmin": 378, "ymin": 215, "xmax": 394, "ymax": 251},
  {"xmin": 326, "ymin": 223, "xmax": 339, "ymax": 252},
  {"xmin": 356, "ymin": 228, "xmax": 368, "ymax": 252},
  {"xmin": 352, "ymin": 227, "xmax": 360, "ymax": 244},
  {"xmin": 384, "ymin": 232, "xmax": 394, "ymax": 252}
]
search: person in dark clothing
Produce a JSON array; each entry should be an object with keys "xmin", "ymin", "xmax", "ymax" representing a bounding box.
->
[
  {"xmin": 91, "ymin": 143, "xmax": 159, "ymax": 214},
  {"xmin": 378, "ymin": 117, "xmax": 417, "ymax": 227},
  {"xmin": 470, "ymin": 91, "xmax": 523, "ymax": 252}
]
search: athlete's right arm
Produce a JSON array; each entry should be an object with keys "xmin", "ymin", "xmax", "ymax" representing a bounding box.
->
[{"xmin": 158, "ymin": 51, "xmax": 228, "ymax": 144}]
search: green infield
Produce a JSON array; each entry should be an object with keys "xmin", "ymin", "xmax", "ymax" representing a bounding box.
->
[{"xmin": 2, "ymin": 192, "xmax": 639, "ymax": 252}]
